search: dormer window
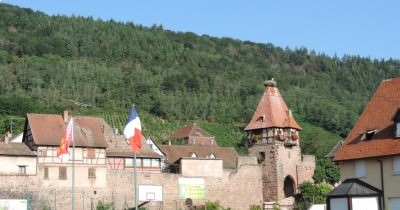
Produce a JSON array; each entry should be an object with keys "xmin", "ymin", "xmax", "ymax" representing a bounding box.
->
[
  {"xmin": 365, "ymin": 130, "xmax": 376, "ymax": 140},
  {"xmin": 208, "ymin": 153, "xmax": 216, "ymax": 159},
  {"xmin": 191, "ymin": 152, "xmax": 197, "ymax": 158},
  {"xmin": 257, "ymin": 115, "xmax": 265, "ymax": 122},
  {"xmin": 360, "ymin": 129, "xmax": 376, "ymax": 141},
  {"xmin": 392, "ymin": 108, "xmax": 400, "ymax": 138}
]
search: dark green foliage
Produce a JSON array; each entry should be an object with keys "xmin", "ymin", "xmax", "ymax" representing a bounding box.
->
[
  {"xmin": 299, "ymin": 182, "xmax": 332, "ymax": 205},
  {"xmin": 313, "ymin": 158, "xmax": 340, "ymax": 185},
  {"xmin": 1, "ymin": 4, "xmax": 400, "ymax": 158}
]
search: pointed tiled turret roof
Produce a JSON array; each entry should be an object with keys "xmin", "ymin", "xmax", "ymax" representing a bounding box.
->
[{"xmin": 244, "ymin": 79, "xmax": 301, "ymax": 131}]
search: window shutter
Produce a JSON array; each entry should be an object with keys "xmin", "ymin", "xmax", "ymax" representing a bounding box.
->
[
  {"xmin": 394, "ymin": 156, "xmax": 400, "ymax": 174},
  {"xmin": 355, "ymin": 160, "xmax": 366, "ymax": 178}
]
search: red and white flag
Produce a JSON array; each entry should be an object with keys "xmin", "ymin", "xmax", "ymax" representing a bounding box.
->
[
  {"xmin": 57, "ymin": 118, "xmax": 74, "ymax": 157},
  {"xmin": 123, "ymin": 107, "xmax": 142, "ymax": 152}
]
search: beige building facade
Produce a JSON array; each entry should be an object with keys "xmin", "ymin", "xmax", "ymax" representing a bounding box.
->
[
  {"xmin": 338, "ymin": 156, "xmax": 400, "ymax": 209},
  {"xmin": 334, "ymin": 78, "xmax": 400, "ymax": 210}
]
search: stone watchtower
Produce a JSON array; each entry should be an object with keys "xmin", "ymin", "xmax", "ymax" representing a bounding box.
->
[{"xmin": 245, "ymin": 79, "xmax": 315, "ymax": 203}]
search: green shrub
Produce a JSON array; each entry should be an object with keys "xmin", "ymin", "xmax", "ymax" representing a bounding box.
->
[
  {"xmin": 249, "ymin": 204, "xmax": 262, "ymax": 210},
  {"xmin": 96, "ymin": 201, "xmax": 113, "ymax": 210}
]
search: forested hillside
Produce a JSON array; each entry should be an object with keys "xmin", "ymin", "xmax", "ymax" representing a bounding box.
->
[{"xmin": 0, "ymin": 4, "xmax": 399, "ymax": 156}]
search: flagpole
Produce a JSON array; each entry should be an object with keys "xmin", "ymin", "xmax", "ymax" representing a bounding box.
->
[
  {"xmin": 72, "ymin": 118, "xmax": 75, "ymax": 210},
  {"xmin": 134, "ymin": 151, "xmax": 138, "ymax": 209}
]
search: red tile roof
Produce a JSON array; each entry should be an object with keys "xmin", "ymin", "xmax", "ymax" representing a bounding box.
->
[
  {"xmin": 244, "ymin": 80, "xmax": 301, "ymax": 131},
  {"xmin": 106, "ymin": 135, "xmax": 162, "ymax": 158},
  {"xmin": 158, "ymin": 145, "xmax": 238, "ymax": 169},
  {"xmin": 26, "ymin": 114, "xmax": 108, "ymax": 148},
  {"xmin": 335, "ymin": 78, "xmax": 400, "ymax": 161},
  {"xmin": 164, "ymin": 122, "xmax": 214, "ymax": 141}
]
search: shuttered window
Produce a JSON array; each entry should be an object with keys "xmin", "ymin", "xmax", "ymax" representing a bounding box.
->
[
  {"xmin": 393, "ymin": 156, "xmax": 400, "ymax": 174},
  {"xmin": 44, "ymin": 167, "xmax": 49, "ymax": 179},
  {"xmin": 396, "ymin": 123, "xmax": 400, "ymax": 138},
  {"xmin": 88, "ymin": 168, "xmax": 96, "ymax": 179},
  {"xmin": 59, "ymin": 167, "xmax": 67, "ymax": 180},
  {"xmin": 355, "ymin": 160, "xmax": 366, "ymax": 178}
]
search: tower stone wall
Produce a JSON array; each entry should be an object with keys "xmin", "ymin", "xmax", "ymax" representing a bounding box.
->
[{"xmin": 245, "ymin": 79, "xmax": 315, "ymax": 203}]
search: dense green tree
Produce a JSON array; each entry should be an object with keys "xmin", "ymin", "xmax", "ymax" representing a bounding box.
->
[{"xmin": 313, "ymin": 158, "xmax": 340, "ymax": 185}]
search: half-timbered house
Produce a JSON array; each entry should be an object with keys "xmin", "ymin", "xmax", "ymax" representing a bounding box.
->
[{"xmin": 22, "ymin": 113, "xmax": 109, "ymax": 187}]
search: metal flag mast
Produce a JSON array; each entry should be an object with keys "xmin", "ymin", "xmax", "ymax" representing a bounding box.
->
[
  {"xmin": 123, "ymin": 104, "xmax": 143, "ymax": 210},
  {"xmin": 134, "ymin": 150, "xmax": 138, "ymax": 209},
  {"xmin": 132, "ymin": 104, "xmax": 138, "ymax": 210},
  {"xmin": 72, "ymin": 117, "xmax": 75, "ymax": 210}
]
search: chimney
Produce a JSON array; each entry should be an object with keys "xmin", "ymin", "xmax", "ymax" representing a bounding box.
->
[
  {"xmin": 63, "ymin": 111, "xmax": 69, "ymax": 123},
  {"xmin": 288, "ymin": 109, "xmax": 293, "ymax": 117},
  {"xmin": 4, "ymin": 131, "xmax": 11, "ymax": 144}
]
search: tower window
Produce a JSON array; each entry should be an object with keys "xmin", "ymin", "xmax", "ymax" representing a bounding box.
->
[{"xmin": 258, "ymin": 152, "xmax": 265, "ymax": 163}]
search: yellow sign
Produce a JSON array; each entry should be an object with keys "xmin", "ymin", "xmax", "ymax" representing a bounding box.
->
[{"xmin": 178, "ymin": 178, "xmax": 205, "ymax": 199}]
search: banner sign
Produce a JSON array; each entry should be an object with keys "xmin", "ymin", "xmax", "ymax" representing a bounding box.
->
[
  {"xmin": 0, "ymin": 199, "xmax": 28, "ymax": 210},
  {"xmin": 178, "ymin": 178, "xmax": 205, "ymax": 199}
]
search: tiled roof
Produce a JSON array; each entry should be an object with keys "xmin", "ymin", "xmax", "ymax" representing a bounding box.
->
[
  {"xmin": 244, "ymin": 81, "xmax": 301, "ymax": 131},
  {"xmin": 158, "ymin": 145, "xmax": 238, "ymax": 169},
  {"xmin": 165, "ymin": 122, "xmax": 214, "ymax": 141},
  {"xmin": 0, "ymin": 142, "xmax": 36, "ymax": 156},
  {"xmin": 106, "ymin": 135, "xmax": 162, "ymax": 158},
  {"xmin": 335, "ymin": 78, "xmax": 400, "ymax": 161},
  {"xmin": 26, "ymin": 114, "xmax": 108, "ymax": 148}
]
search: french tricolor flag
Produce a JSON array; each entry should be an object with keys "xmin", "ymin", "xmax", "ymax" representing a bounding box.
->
[{"xmin": 123, "ymin": 106, "xmax": 142, "ymax": 152}]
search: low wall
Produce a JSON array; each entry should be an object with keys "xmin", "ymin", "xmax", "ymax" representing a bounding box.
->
[{"xmin": 0, "ymin": 163, "xmax": 263, "ymax": 210}]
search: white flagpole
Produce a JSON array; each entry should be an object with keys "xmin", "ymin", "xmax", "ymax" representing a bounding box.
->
[
  {"xmin": 72, "ymin": 118, "xmax": 75, "ymax": 210},
  {"xmin": 134, "ymin": 151, "xmax": 138, "ymax": 209}
]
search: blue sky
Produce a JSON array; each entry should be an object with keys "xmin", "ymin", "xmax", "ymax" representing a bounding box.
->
[{"xmin": 3, "ymin": 0, "xmax": 400, "ymax": 59}]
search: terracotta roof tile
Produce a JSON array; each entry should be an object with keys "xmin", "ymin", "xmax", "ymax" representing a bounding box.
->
[
  {"xmin": 158, "ymin": 145, "xmax": 237, "ymax": 169},
  {"xmin": 335, "ymin": 78, "xmax": 400, "ymax": 161},
  {"xmin": 26, "ymin": 114, "xmax": 108, "ymax": 148},
  {"xmin": 0, "ymin": 142, "xmax": 36, "ymax": 156},
  {"xmin": 165, "ymin": 122, "xmax": 214, "ymax": 141},
  {"xmin": 106, "ymin": 135, "xmax": 162, "ymax": 158},
  {"xmin": 245, "ymin": 82, "xmax": 301, "ymax": 131}
]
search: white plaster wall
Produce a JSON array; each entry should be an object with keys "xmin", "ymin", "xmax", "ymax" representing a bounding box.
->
[
  {"xmin": 0, "ymin": 156, "xmax": 36, "ymax": 175},
  {"xmin": 181, "ymin": 158, "xmax": 223, "ymax": 177}
]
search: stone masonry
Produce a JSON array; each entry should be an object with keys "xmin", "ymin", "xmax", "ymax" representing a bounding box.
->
[{"xmin": 0, "ymin": 156, "xmax": 263, "ymax": 210}]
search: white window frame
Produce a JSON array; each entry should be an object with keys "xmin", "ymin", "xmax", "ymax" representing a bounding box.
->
[
  {"xmin": 355, "ymin": 160, "xmax": 366, "ymax": 178},
  {"xmin": 396, "ymin": 122, "xmax": 400, "ymax": 138},
  {"xmin": 393, "ymin": 156, "xmax": 400, "ymax": 175}
]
